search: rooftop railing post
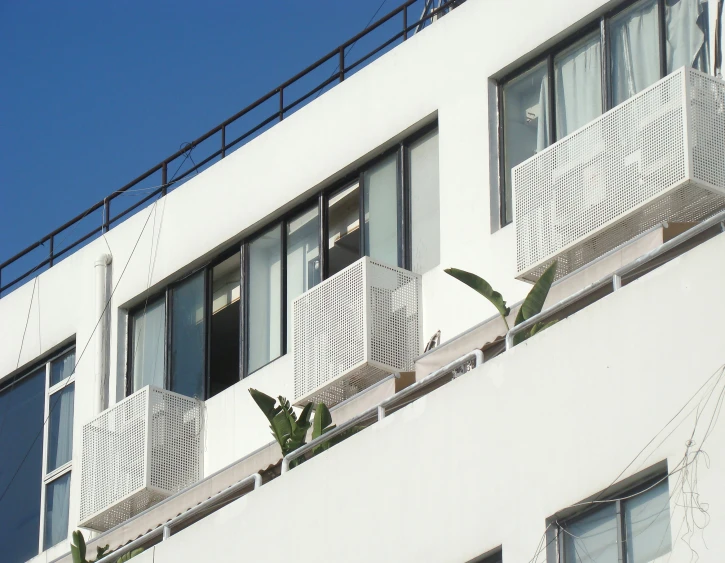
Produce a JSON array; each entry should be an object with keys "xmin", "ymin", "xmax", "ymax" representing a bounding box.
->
[
  {"xmin": 161, "ymin": 162, "xmax": 168, "ymax": 196},
  {"xmin": 102, "ymin": 198, "xmax": 110, "ymax": 234},
  {"xmin": 403, "ymin": 6, "xmax": 408, "ymax": 40},
  {"xmin": 278, "ymin": 88, "xmax": 284, "ymax": 121},
  {"xmin": 221, "ymin": 125, "xmax": 226, "ymax": 158},
  {"xmin": 339, "ymin": 46, "xmax": 345, "ymax": 82},
  {"xmin": 49, "ymin": 235, "xmax": 54, "ymax": 267}
]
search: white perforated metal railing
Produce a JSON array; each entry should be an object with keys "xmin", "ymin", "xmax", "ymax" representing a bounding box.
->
[
  {"xmin": 79, "ymin": 387, "xmax": 203, "ymax": 531},
  {"xmin": 514, "ymin": 67, "xmax": 725, "ymax": 282},
  {"xmin": 293, "ymin": 257, "xmax": 421, "ymax": 407}
]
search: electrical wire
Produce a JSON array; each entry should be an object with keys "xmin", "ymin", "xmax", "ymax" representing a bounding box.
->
[
  {"xmin": 0, "ymin": 278, "xmax": 39, "ymax": 437},
  {"xmin": 526, "ymin": 365, "xmax": 725, "ymax": 563},
  {"xmin": 0, "ymin": 201, "xmax": 159, "ymax": 506}
]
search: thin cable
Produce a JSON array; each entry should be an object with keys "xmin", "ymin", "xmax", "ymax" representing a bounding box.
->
[
  {"xmin": 0, "ymin": 278, "xmax": 39, "ymax": 437},
  {"xmin": 588, "ymin": 364, "xmax": 724, "ymax": 506},
  {"xmin": 0, "ymin": 201, "xmax": 159, "ymax": 506},
  {"xmin": 530, "ymin": 366, "xmax": 725, "ymax": 563}
]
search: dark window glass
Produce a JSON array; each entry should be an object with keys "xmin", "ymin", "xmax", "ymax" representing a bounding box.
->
[
  {"xmin": 210, "ymin": 253, "xmax": 241, "ymax": 397},
  {"xmin": 0, "ymin": 369, "xmax": 45, "ymax": 563},
  {"xmin": 170, "ymin": 271, "xmax": 206, "ymax": 399},
  {"xmin": 328, "ymin": 183, "xmax": 361, "ymax": 276}
]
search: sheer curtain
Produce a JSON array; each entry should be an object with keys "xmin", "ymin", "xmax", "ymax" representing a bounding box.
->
[
  {"xmin": 555, "ymin": 33, "xmax": 603, "ymax": 138},
  {"xmin": 47, "ymin": 383, "xmax": 74, "ymax": 472},
  {"xmin": 363, "ymin": 153, "xmax": 399, "ymax": 267},
  {"xmin": 666, "ymin": 0, "xmax": 710, "ymax": 73},
  {"xmin": 536, "ymin": 78, "xmax": 550, "ymax": 153},
  {"xmin": 132, "ymin": 298, "xmax": 166, "ymax": 392},
  {"xmin": 44, "ymin": 472, "xmax": 71, "ymax": 549},
  {"xmin": 611, "ymin": 0, "xmax": 662, "ymax": 106}
]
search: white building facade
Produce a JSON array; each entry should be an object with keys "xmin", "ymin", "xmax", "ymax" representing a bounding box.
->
[{"xmin": 1, "ymin": 0, "xmax": 724, "ymax": 561}]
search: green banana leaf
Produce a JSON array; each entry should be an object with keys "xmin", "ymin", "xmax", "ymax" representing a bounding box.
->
[
  {"xmin": 312, "ymin": 403, "xmax": 333, "ymax": 440},
  {"xmin": 248, "ymin": 388, "xmax": 280, "ymax": 422},
  {"xmin": 515, "ymin": 261, "xmax": 558, "ymax": 325},
  {"xmin": 444, "ymin": 268, "xmax": 510, "ymax": 321}
]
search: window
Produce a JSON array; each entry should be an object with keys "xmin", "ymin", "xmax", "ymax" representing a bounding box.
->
[
  {"xmin": 246, "ymin": 225, "xmax": 283, "ymax": 374},
  {"xmin": 409, "ymin": 127, "xmax": 441, "ymax": 274},
  {"xmin": 0, "ymin": 367, "xmax": 44, "ymax": 563},
  {"xmin": 210, "ymin": 252, "xmax": 241, "ymax": 397},
  {"xmin": 42, "ymin": 348, "xmax": 75, "ymax": 551},
  {"xmin": 498, "ymin": 0, "xmax": 713, "ymax": 225},
  {"xmin": 127, "ymin": 125, "xmax": 439, "ymax": 395},
  {"xmin": 363, "ymin": 152, "xmax": 400, "ymax": 266},
  {"xmin": 130, "ymin": 297, "xmax": 166, "ymax": 391},
  {"xmin": 0, "ymin": 344, "xmax": 76, "ymax": 562},
  {"xmin": 328, "ymin": 182, "xmax": 362, "ymax": 276},
  {"xmin": 556, "ymin": 477, "xmax": 671, "ymax": 562},
  {"xmin": 169, "ymin": 271, "xmax": 207, "ymax": 398},
  {"xmin": 286, "ymin": 205, "xmax": 320, "ymax": 345}
]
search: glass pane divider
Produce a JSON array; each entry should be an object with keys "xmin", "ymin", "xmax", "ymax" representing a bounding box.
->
[{"xmin": 43, "ymin": 462, "xmax": 72, "ymax": 484}]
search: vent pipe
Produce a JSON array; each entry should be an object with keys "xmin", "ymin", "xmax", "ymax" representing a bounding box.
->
[{"xmin": 94, "ymin": 254, "xmax": 112, "ymax": 415}]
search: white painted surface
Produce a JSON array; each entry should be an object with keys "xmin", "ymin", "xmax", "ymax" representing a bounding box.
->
[
  {"xmin": 0, "ymin": 0, "xmax": 722, "ymax": 559},
  {"xmin": 152, "ymin": 232, "xmax": 725, "ymax": 563}
]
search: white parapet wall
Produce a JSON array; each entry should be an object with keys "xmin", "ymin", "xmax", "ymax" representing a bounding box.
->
[{"xmin": 146, "ymin": 232, "xmax": 725, "ymax": 563}]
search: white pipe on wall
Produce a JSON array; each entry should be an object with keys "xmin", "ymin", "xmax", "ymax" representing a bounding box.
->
[{"xmin": 94, "ymin": 254, "xmax": 112, "ymax": 415}]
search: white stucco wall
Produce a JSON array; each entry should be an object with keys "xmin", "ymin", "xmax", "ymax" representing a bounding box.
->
[
  {"xmin": 1, "ymin": 0, "xmax": 723, "ymax": 560},
  {"xmin": 146, "ymin": 229, "xmax": 725, "ymax": 563}
]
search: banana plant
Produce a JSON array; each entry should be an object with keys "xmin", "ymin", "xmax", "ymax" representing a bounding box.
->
[
  {"xmin": 71, "ymin": 530, "xmax": 143, "ymax": 563},
  {"xmin": 249, "ymin": 389, "xmax": 314, "ymax": 466},
  {"xmin": 311, "ymin": 402, "xmax": 336, "ymax": 456},
  {"xmin": 445, "ymin": 260, "xmax": 558, "ymax": 345},
  {"xmin": 249, "ymin": 390, "xmax": 342, "ymax": 463}
]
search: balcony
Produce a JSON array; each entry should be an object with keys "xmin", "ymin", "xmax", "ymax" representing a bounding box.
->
[
  {"xmin": 293, "ymin": 257, "xmax": 421, "ymax": 407},
  {"xmin": 513, "ymin": 67, "xmax": 725, "ymax": 282},
  {"xmin": 79, "ymin": 387, "xmax": 203, "ymax": 532}
]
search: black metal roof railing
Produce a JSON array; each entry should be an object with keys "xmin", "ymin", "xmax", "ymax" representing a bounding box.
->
[{"xmin": 0, "ymin": 0, "xmax": 464, "ymax": 297}]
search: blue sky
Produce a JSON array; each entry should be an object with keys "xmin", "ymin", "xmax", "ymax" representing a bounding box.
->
[{"xmin": 0, "ymin": 0, "xmax": 406, "ymax": 282}]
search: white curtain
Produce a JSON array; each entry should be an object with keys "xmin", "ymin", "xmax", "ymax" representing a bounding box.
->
[
  {"xmin": 667, "ymin": 0, "xmax": 709, "ymax": 73},
  {"xmin": 611, "ymin": 0, "xmax": 661, "ymax": 105},
  {"xmin": 555, "ymin": 35, "xmax": 603, "ymax": 138},
  {"xmin": 133, "ymin": 298, "xmax": 166, "ymax": 391},
  {"xmin": 48, "ymin": 383, "xmax": 74, "ymax": 471},
  {"xmin": 536, "ymin": 78, "xmax": 550, "ymax": 152},
  {"xmin": 44, "ymin": 472, "xmax": 71, "ymax": 549}
]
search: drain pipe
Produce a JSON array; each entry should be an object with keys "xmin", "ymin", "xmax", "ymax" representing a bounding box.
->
[{"xmin": 94, "ymin": 254, "xmax": 112, "ymax": 415}]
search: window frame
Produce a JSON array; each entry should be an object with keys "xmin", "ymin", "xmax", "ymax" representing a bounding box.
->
[
  {"xmin": 126, "ymin": 122, "xmax": 437, "ymax": 394},
  {"xmin": 39, "ymin": 345, "xmax": 76, "ymax": 553},
  {"xmin": 497, "ymin": 0, "xmax": 688, "ymax": 227},
  {"xmin": 553, "ymin": 472, "xmax": 671, "ymax": 563}
]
